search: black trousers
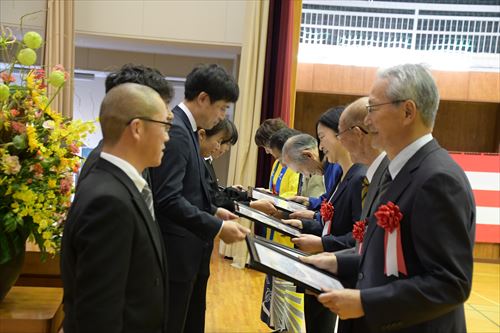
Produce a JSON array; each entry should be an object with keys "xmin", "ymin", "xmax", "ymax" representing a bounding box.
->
[
  {"xmin": 166, "ymin": 275, "xmax": 210, "ymax": 333},
  {"xmin": 304, "ymin": 293, "xmax": 337, "ymax": 333}
]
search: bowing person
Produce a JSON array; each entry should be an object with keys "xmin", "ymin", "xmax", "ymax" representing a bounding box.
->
[
  {"xmin": 150, "ymin": 64, "xmax": 250, "ymax": 333},
  {"xmin": 283, "ymin": 107, "xmax": 366, "ymax": 254},
  {"xmin": 302, "ymin": 64, "xmax": 475, "ymax": 333},
  {"xmin": 61, "ymin": 83, "xmax": 171, "ymax": 333}
]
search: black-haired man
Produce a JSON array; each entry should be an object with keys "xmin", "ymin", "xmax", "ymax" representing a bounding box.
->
[{"xmin": 150, "ymin": 64, "xmax": 250, "ymax": 333}]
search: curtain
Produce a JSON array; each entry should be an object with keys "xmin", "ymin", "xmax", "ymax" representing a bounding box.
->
[
  {"xmin": 227, "ymin": 0, "xmax": 270, "ymax": 188},
  {"xmin": 255, "ymin": 0, "xmax": 302, "ymax": 188},
  {"xmin": 44, "ymin": 0, "xmax": 74, "ymax": 118}
]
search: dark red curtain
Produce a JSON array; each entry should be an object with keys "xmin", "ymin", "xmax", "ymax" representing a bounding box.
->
[{"xmin": 255, "ymin": 0, "xmax": 296, "ymax": 188}]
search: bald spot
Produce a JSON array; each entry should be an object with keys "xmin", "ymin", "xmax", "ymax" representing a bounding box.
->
[
  {"xmin": 99, "ymin": 82, "xmax": 164, "ymax": 145},
  {"xmin": 342, "ymin": 96, "xmax": 369, "ymax": 126}
]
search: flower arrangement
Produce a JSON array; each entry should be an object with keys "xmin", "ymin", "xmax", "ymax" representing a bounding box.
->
[{"xmin": 0, "ymin": 26, "xmax": 94, "ymax": 264}]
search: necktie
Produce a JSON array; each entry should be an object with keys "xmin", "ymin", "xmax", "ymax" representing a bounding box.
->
[
  {"xmin": 361, "ymin": 176, "xmax": 370, "ymax": 209},
  {"xmin": 369, "ymin": 167, "xmax": 392, "ymax": 216},
  {"xmin": 141, "ymin": 183, "xmax": 155, "ymax": 220}
]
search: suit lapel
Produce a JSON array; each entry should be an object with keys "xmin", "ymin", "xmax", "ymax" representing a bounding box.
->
[
  {"xmin": 360, "ymin": 156, "xmax": 390, "ymax": 220},
  {"xmin": 98, "ymin": 159, "xmax": 165, "ymax": 271},
  {"xmin": 359, "ymin": 140, "xmax": 441, "ymax": 266},
  {"xmin": 331, "ymin": 165, "xmax": 354, "ymax": 205},
  {"xmin": 173, "ymin": 107, "xmax": 212, "ymax": 202}
]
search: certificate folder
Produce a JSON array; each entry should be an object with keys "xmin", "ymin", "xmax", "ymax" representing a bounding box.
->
[
  {"xmin": 246, "ymin": 236, "xmax": 344, "ymax": 294},
  {"xmin": 249, "ymin": 188, "xmax": 308, "ymax": 213},
  {"xmin": 234, "ymin": 202, "xmax": 302, "ymax": 238}
]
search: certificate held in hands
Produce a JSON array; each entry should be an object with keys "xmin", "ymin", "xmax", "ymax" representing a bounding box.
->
[
  {"xmin": 249, "ymin": 188, "xmax": 308, "ymax": 213},
  {"xmin": 246, "ymin": 236, "xmax": 344, "ymax": 294},
  {"xmin": 234, "ymin": 202, "xmax": 301, "ymax": 238}
]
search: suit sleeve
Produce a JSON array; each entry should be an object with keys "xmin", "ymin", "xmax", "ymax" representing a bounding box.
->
[
  {"xmin": 361, "ymin": 172, "xmax": 475, "ymax": 330},
  {"xmin": 72, "ymin": 194, "xmax": 135, "ymax": 333},
  {"xmin": 151, "ymin": 124, "xmax": 222, "ymax": 241}
]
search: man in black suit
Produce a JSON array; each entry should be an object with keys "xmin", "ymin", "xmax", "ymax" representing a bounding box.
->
[
  {"xmin": 61, "ymin": 83, "xmax": 172, "ymax": 333},
  {"xmin": 77, "ymin": 64, "xmax": 173, "ymax": 186},
  {"xmin": 302, "ymin": 64, "xmax": 475, "ymax": 332},
  {"xmin": 150, "ymin": 64, "xmax": 250, "ymax": 333}
]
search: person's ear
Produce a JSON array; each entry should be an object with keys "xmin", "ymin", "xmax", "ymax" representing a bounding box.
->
[
  {"xmin": 197, "ymin": 91, "xmax": 210, "ymax": 105},
  {"xmin": 128, "ymin": 118, "xmax": 142, "ymax": 140},
  {"xmin": 198, "ymin": 129, "xmax": 207, "ymax": 141},
  {"xmin": 302, "ymin": 150, "xmax": 314, "ymax": 160},
  {"xmin": 402, "ymin": 100, "xmax": 417, "ymax": 124}
]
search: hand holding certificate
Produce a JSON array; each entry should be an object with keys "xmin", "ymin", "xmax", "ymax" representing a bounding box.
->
[
  {"xmin": 245, "ymin": 236, "xmax": 344, "ymax": 294},
  {"xmin": 249, "ymin": 188, "xmax": 308, "ymax": 213},
  {"xmin": 234, "ymin": 202, "xmax": 302, "ymax": 238}
]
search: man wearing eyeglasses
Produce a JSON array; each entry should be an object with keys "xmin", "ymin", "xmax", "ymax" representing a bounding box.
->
[
  {"xmin": 62, "ymin": 83, "xmax": 171, "ymax": 333},
  {"xmin": 302, "ymin": 64, "xmax": 475, "ymax": 333}
]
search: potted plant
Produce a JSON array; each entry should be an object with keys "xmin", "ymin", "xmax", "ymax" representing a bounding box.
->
[{"xmin": 0, "ymin": 26, "xmax": 94, "ymax": 300}]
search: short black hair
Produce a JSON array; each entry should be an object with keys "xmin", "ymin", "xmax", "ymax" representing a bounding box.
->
[
  {"xmin": 317, "ymin": 106, "xmax": 344, "ymax": 134},
  {"xmin": 184, "ymin": 64, "xmax": 239, "ymax": 103},
  {"xmin": 222, "ymin": 119, "xmax": 238, "ymax": 145},
  {"xmin": 254, "ymin": 118, "xmax": 287, "ymax": 147},
  {"xmin": 269, "ymin": 128, "xmax": 301, "ymax": 152},
  {"xmin": 105, "ymin": 64, "xmax": 174, "ymax": 101},
  {"xmin": 204, "ymin": 118, "xmax": 239, "ymax": 146},
  {"xmin": 317, "ymin": 106, "xmax": 344, "ymax": 161}
]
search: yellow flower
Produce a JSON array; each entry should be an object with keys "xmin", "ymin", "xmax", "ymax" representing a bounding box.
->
[{"xmin": 26, "ymin": 124, "xmax": 39, "ymax": 152}]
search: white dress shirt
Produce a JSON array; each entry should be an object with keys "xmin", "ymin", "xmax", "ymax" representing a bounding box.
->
[
  {"xmin": 366, "ymin": 152, "xmax": 387, "ymax": 183},
  {"xmin": 100, "ymin": 152, "xmax": 147, "ymax": 192},
  {"xmin": 388, "ymin": 133, "xmax": 433, "ymax": 179}
]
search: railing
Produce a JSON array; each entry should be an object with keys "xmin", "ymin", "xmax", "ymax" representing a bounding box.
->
[{"xmin": 300, "ymin": 1, "xmax": 500, "ymax": 55}]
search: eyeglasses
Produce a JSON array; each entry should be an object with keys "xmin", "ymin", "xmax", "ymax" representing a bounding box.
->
[
  {"xmin": 335, "ymin": 125, "xmax": 369, "ymax": 139},
  {"xmin": 127, "ymin": 117, "xmax": 173, "ymax": 132},
  {"xmin": 365, "ymin": 100, "xmax": 407, "ymax": 113}
]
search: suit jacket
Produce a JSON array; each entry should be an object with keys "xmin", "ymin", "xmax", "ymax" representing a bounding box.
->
[
  {"xmin": 61, "ymin": 158, "xmax": 168, "ymax": 333},
  {"xmin": 337, "ymin": 139, "xmax": 475, "ymax": 332},
  {"xmin": 302, "ymin": 163, "xmax": 366, "ymax": 252},
  {"xmin": 150, "ymin": 106, "xmax": 222, "ymax": 281}
]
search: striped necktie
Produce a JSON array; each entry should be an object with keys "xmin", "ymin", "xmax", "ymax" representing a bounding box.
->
[
  {"xmin": 361, "ymin": 176, "xmax": 370, "ymax": 209},
  {"xmin": 141, "ymin": 183, "xmax": 155, "ymax": 220}
]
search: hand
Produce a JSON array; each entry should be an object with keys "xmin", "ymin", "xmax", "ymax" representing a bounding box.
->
[
  {"xmin": 219, "ymin": 220, "xmax": 250, "ymax": 244},
  {"xmin": 255, "ymin": 187, "xmax": 272, "ymax": 194},
  {"xmin": 281, "ymin": 219, "xmax": 303, "ymax": 229},
  {"xmin": 232, "ymin": 184, "xmax": 244, "ymax": 191},
  {"xmin": 289, "ymin": 210, "xmax": 315, "ymax": 220},
  {"xmin": 317, "ymin": 289, "xmax": 364, "ymax": 320},
  {"xmin": 215, "ymin": 207, "xmax": 238, "ymax": 221},
  {"xmin": 299, "ymin": 251, "xmax": 337, "ymax": 274},
  {"xmin": 289, "ymin": 195, "xmax": 309, "ymax": 205},
  {"xmin": 291, "ymin": 234, "xmax": 324, "ymax": 253},
  {"xmin": 249, "ymin": 199, "xmax": 278, "ymax": 216}
]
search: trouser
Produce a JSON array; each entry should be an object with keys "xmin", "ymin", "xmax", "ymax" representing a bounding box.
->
[
  {"xmin": 166, "ymin": 275, "xmax": 210, "ymax": 333},
  {"xmin": 304, "ymin": 293, "xmax": 337, "ymax": 333}
]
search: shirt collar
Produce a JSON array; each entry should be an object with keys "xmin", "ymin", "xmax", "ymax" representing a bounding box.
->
[
  {"xmin": 178, "ymin": 102, "xmax": 197, "ymax": 132},
  {"xmin": 100, "ymin": 152, "xmax": 147, "ymax": 192},
  {"xmin": 389, "ymin": 133, "xmax": 433, "ymax": 179},
  {"xmin": 366, "ymin": 151, "xmax": 387, "ymax": 183}
]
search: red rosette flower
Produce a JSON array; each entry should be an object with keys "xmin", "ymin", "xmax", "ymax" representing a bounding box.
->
[
  {"xmin": 320, "ymin": 199, "xmax": 334, "ymax": 222},
  {"xmin": 375, "ymin": 201, "xmax": 403, "ymax": 233},
  {"xmin": 352, "ymin": 219, "xmax": 367, "ymax": 243},
  {"xmin": 375, "ymin": 201, "xmax": 407, "ymax": 276}
]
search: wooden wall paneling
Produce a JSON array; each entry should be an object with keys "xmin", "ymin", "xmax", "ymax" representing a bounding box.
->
[
  {"xmin": 362, "ymin": 67, "xmax": 378, "ymax": 93},
  {"xmin": 296, "ymin": 63, "xmax": 313, "ymax": 91},
  {"xmin": 294, "ymin": 92, "xmax": 360, "ymax": 135},
  {"xmin": 312, "ymin": 63, "xmax": 333, "ymax": 92},
  {"xmin": 468, "ymin": 72, "xmax": 500, "ymax": 103},
  {"xmin": 433, "ymin": 71, "xmax": 470, "ymax": 102},
  {"xmin": 474, "ymin": 243, "xmax": 500, "ymax": 262},
  {"xmin": 433, "ymin": 101, "xmax": 500, "ymax": 152}
]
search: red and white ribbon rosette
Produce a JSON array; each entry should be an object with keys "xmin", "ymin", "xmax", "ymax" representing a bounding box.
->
[
  {"xmin": 320, "ymin": 199, "xmax": 334, "ymax": 236},
  {"xmin": 375, "ymin": 201, "xmax": 407, "ymax": 277},
  {"xmin": 352, "ymin": 219, "xmax": 367, "ymax": 254}
]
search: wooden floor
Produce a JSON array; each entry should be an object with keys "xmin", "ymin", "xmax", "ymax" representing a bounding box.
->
[{"xmin": 206, "ymin": 242, "xmax": 500, "ymax": 333}]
